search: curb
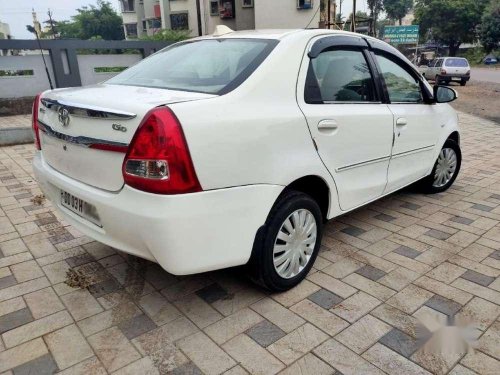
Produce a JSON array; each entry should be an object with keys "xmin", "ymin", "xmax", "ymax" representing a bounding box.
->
[{"xmin": 0, "ymin": 127, "xmax": 34, "ymax": 146}]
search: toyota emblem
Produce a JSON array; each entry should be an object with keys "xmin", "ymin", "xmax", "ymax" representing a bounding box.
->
[{"xmin": 58, "ymin": 107, "xmax": 70, "ymax": 127}]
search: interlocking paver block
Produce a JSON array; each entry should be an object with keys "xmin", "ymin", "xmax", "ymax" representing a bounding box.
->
[
  {"xmin": 336, "ymin": 315, "xmax": 391, "ymax": 354},
  {"xmin": 204, "ymin": 307, "xmax": 263, "ymax": 344},
  {"xmin": 291, "ymin": 299, "xmax": 349, "ymax": 336},
  {"xmin": 307, "ymin": 288, "xmax": 343, "ymax": 309},
  {"xmin": 11, "ymin": 353, "xmax": 58, "ymax": 375},
  {"xmin": 393, "ymin": 245, "xmax": 421, "ymax": 259},
  {"xmin": 460, "ymin": 269, "xmax": 495, "ymax": 287},
  {"xmin": 355, "ymin": 265, "xmax": 386, "ymax": 281},
  {"xmin": 118, "ymin": 313, "xmax": 157, "ymax": 340},
  {"xmin": 178, "ymin": 331, "xmax": 236, "ymax": 375},
  {"xmin": 378, "ymin": 328, "xmax": 423, "ymax": 358},
  {"xmin": 195, "ymin": 282, "xmax": 229, "ymax": 303},
  {"xmin": 0, "ymin": 307, "xmax": 33, "ymax": 335},
  {"xmin": 245, "ymin": 319, "xmax": 286, "ymax": 347},
  {"xmin": 268, "ymin": 323, "xmax": 328, "ymax": 365},
  {"xmin": 88, "ymin": 326, "xmax": 141, "ymax": 373}
]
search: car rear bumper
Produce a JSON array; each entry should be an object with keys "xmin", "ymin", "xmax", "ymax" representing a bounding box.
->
[
  {"xmin": 439, "ymin": 75, "xmax": 470, "ymax": 81},
  {"xmin": 33, "ymin": 152, "xmax": 283, "ymax": 275}
]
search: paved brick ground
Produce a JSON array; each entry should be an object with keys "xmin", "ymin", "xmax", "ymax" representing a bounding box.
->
[{"xmin": 1, "ymin": 112, "xmax": 500, "ymax": 375}]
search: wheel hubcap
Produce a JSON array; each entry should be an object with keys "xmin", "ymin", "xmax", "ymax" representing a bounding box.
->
[
  {"xmin": 433, "ymin": 148, "xmax": 457, "ymax": 188},
  {"xmin": 273, "ymin": 209, "xmax": 317, "ymax": 279}
]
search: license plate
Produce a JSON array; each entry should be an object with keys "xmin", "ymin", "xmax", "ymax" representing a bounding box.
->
[{"xmin": 60, "ymin": 190, "xmax": 101, "ymax": 226}]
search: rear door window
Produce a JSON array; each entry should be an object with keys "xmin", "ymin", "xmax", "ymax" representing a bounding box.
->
[
  {"xmin": 305, "ymin": 48, "xmax": 377, "ymax": 103},
  {"xmin": 107, "ymin": 39, "xmax": 278, "ymax": 95}
]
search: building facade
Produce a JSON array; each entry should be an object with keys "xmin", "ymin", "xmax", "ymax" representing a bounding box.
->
[{"xmin": 119, "ymin": 0, "xmax": 320, "ymax": 39}]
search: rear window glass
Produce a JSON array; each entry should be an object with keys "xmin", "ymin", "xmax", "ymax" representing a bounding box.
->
[
  {"xmin": 445, "ymin": 58, "xmax": 468, "ymax": 67},
  {"xmin": 107, "ymin": 39, "xmax": 278, "ymax": 95}
]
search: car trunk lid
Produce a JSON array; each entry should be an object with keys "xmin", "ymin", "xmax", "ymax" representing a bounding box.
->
[{"xmin": 38, "ymin": 84, "xmax": 215, "ymax": 191}]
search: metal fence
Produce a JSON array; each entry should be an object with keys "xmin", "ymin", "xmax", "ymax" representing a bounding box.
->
[{"xmin": 0, "ymin": 39, "xmax": 173, "ymax": 98}]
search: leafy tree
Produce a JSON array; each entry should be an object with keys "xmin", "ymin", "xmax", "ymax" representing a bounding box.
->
[
  {"xmin": 479, "ymin": 0, "xmax": 500, "ymax": 52},
  {"xmin": 367, "ymin": 0, "xmax": 384, "ymax": 36},
  {"xmin": 414, "ymin": 0, "xmax": 489, "ymax": 56},
  {"xmin": 383, "ymin": 0, "xmax": 413, "ymax": 25},
  {"xmin": 56, "ymin": 0, "xmax": 124, "ymax": 40}
]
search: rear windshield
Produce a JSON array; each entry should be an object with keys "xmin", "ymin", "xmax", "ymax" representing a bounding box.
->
[
  {"xmin": 445, "ymin": 58, "xmax": 469, "ymax": 67},
  {"xmin": 107, "ymin": 39, "xmax": 278, "ymax": 95}
]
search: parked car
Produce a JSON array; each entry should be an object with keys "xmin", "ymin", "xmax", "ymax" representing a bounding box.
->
[
  {"xmin": 421, "ymin": 57, "xmax": 470, "ymax": 86},
  {"xmin": 32, "ymin": 29, "xmax": 461, "ymax": 291},
  {"xmin": 483, "ymin": 55, "xmax": 498, "ymax": 65}
]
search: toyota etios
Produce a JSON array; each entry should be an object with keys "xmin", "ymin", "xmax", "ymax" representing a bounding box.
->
[{"xmin": 33, "ymin": 29, "xmax": 461, "ymax": 291}]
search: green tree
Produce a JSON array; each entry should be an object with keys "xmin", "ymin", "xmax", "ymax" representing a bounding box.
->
[
  {"xmin": 383, "ymin": 0, "xmax": 413, "ymax": 25},
  {"xmin": 479, "ymin": 0, "xmax": 500, "ymax": 52},
  {"xmin": 57, "ymin": 0, "xmax": 124, "ymax": 40},
  {"xmin": 414, "ymin": 0, "xmax": 489, "ymax": 56},
  {"xmin": 367, "ymin": 0, "xmax": 384, "ymax": 36}
]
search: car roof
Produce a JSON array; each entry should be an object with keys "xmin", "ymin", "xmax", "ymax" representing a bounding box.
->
[{"xmin": 195, "ymin": 28, "xmax": 380, "ymax": 41}]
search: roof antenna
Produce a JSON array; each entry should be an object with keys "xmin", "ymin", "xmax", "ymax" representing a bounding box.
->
[
  {"xmin": 213, "ymin": 25, "xmax": 234, "ymax": 37},
  {"xmin": 26, "ymin": 25, "xmax": 54, "ymax": 90}
]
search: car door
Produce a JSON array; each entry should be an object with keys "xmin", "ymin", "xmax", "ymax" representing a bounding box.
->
[
  {"xmin": 372, "ymin": 52, "xmax": 441, "ymax": 192},
  {"xmin": 297, "ymin": 36, "xmax": 394, "ymax": 211}
]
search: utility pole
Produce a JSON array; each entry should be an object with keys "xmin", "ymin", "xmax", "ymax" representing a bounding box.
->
[
  {"xmin": 350, "ymin": 0, "xmax": 356, "ymax": 32},
  {"xmin": 195, "ymin": 0, "xmax": 202, "ymax": 36},
  {"xmin": 47, "ymin": 9, "xmax": 57, "ymax": 39},
  {"xmin": 327, "ymin": 0, "xmax": 331, "ymax": 29}
]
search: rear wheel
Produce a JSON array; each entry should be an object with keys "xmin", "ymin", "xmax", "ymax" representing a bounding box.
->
[
  {"xmin": 248, "ymin": 190, "xmax": 323, "ymax": 292},
  {"xmin": 419, "ymin": 139, "xmax": 461, "ymax": 194}
]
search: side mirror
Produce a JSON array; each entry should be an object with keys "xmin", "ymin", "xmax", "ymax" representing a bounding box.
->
[{"xmin": 434, "ymin": 85, "xmax": 457, "ymax": 103}]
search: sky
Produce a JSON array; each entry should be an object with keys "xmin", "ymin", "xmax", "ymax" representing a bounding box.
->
[{"xmin": 0, "ymin": 0, "xmax": 368, "ymax": 39}]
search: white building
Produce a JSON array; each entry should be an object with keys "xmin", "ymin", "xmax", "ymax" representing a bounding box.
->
[{"xmin": 119, "ymin": 0, "xmax": 320, "ymax": 39}]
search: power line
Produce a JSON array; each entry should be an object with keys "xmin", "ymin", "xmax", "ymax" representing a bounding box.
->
[{"xmin": 305, "ymin": 2, "xmax": 321, "ymax": 29}]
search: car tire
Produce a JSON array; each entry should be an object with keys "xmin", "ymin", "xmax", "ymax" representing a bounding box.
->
[
  {"xmin": 460, "ymin": 80, "xmax": 467, "ymax": 86},
  {"xmin": 248, "ymin": 190, "xmax": 323, "ymax": 292},
  {"xmin": 435, "ymin": 75, "xmax": 440, "ymax": 84},
  {"xmin": 418, "ymin": 139, "xmax": 461, "ymax": 194}
]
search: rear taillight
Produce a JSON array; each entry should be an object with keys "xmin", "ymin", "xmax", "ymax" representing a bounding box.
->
[
  {"xmin": 122, "ymin": 107, "xmax": 202, "ymax": 195},
  {"xmin": 440, "ymin": 69, "xmax": 447, "ymax": 75},
  {"xmin": 32, "ymin": 93, "xmax": 42, "ymax": 150}
]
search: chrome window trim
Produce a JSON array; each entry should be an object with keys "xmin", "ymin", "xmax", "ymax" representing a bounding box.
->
[
  {"xmin": 38, "ymin": 120, "xmax": 129, "ymax": 152},
  {"xmin": 40, "ymin": 98, "xmax": 137, "ymax": 120}
]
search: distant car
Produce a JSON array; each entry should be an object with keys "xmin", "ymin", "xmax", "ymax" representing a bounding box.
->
[
  {"xmin": 422, "ymin": 57, "xmax": 470, "ymax": 86},
  {"xmin": 32, "ymin": 29, "xmax": 462, "ymax": 291},
  {"xmin": 483, "ymin": 56, "xmax": 498, "ymax": 65}
]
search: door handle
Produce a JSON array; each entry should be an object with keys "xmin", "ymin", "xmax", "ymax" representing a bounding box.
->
[
  {"xmin": 396, "ymin": 118, "xmax": 407, "ymax": 126},
  {"xmin": 318, "ymin": 119, "xmax": 338, "ymax": 131}
]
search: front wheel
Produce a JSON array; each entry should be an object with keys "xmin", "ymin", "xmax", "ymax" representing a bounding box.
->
[
  {"xmin": 419, "ymin": 139, "xmax": 461, "ymax": 194},
  {"xmin": 248, "ymin": 190, "xmax": 323, "ymax": 291},
  {"xmin": 460, "ymin": 80, "xmax": 467, "ymax": 86}
]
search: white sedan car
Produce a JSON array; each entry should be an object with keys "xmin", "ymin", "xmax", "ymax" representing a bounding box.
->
[{"xmin": 33, "ymin": 29, "xmax": 461, "ymax": 291}]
